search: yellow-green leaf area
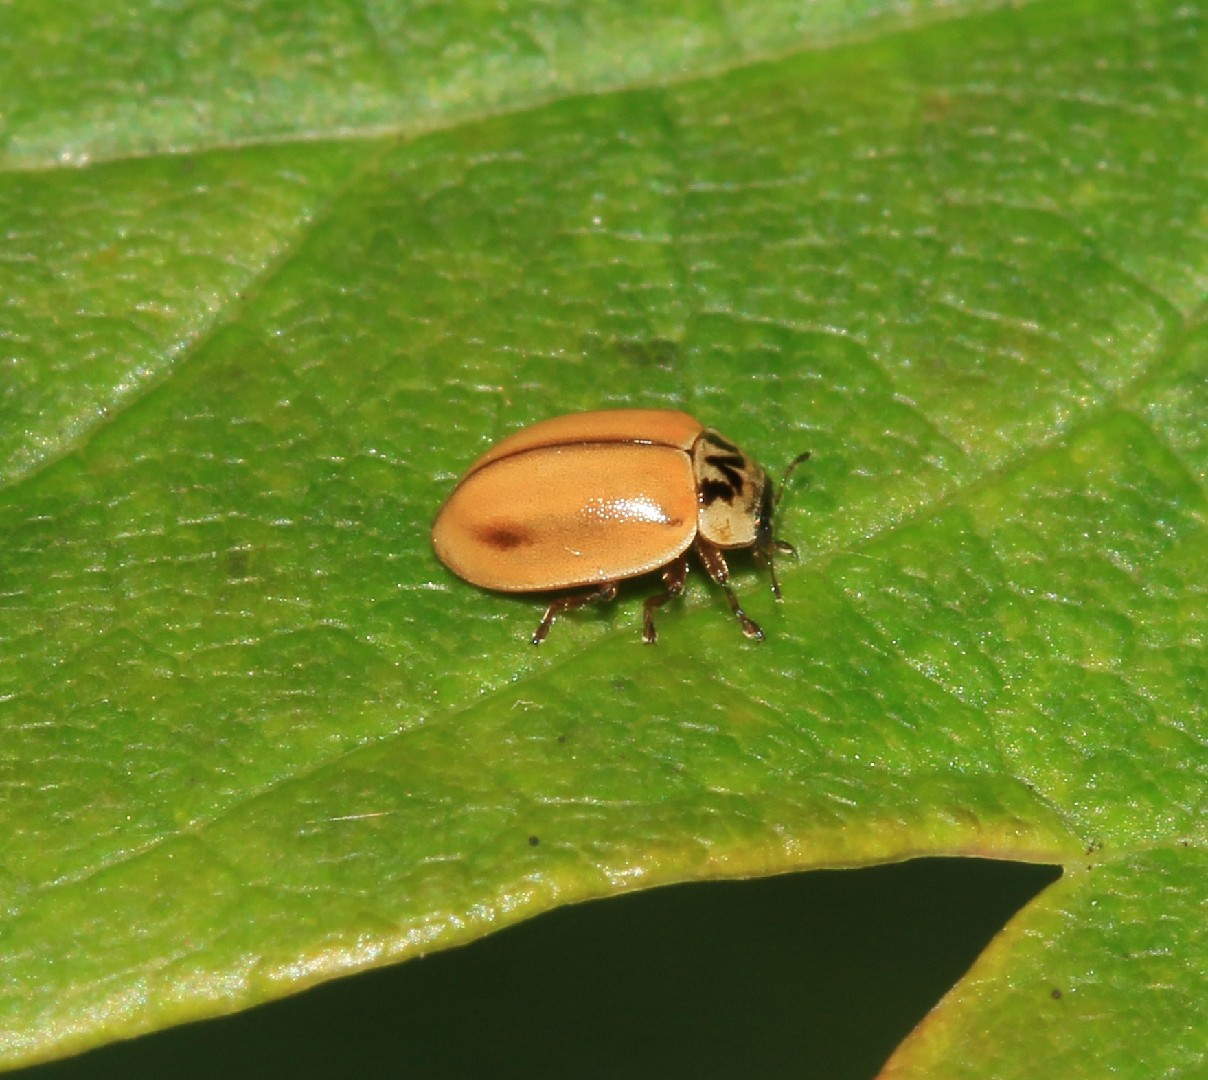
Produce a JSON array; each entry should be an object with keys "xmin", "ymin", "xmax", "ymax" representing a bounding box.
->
[{"xmin": 1, "ymin": 0, "xmax": 1206, "ymax": 1073}]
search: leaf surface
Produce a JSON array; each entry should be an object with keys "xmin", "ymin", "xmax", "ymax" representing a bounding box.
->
[{"xmin": 1, "ymin": 0, "xmax": 1205, "ymax": 1073}]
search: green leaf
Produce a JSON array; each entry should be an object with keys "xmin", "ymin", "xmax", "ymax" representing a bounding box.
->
[{"xmin": 2, "ymin": 0, "xmax": 1205, "ymax": 1073}]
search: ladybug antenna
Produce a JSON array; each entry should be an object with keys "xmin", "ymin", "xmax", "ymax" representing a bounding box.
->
[
  {"xmin": 773, "ymin": 450, "xmax": 811, "ymax": 517},
  {"xmin": 763, "ymin": 449, "xmax": 810, "ymax": 601}
]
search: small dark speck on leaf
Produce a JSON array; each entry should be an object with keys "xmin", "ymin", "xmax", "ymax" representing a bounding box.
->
[
  {"xmin": 1051, "ymin": 988, "xmax": 1063, "ymax": 1000},
  {"xmin": 226, "ymin": 547, "xmax": 252, "ymax": 579},
  {"xmin": 614, "ymin": 337, "xmax": 681, "ymax": 370},
  {"xmin": 528, "ymin": 835, "xmax": 540, "ymax": 847},
  {"xmin": 922, "ymin": 91, "xmax": 954, "ymax": 123}
]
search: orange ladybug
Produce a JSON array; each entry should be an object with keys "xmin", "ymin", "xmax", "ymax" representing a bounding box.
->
[{"xmin": 432, "ymin": 409, "xmax": 809, "ymax": 643}]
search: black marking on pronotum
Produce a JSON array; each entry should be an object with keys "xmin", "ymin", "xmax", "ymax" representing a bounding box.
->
[
  {"xmin": 703, "ymin": 431, "xmax": 741, "ymax": 454},
  {"xmin": 705, "ymin": 452, "xmax": 747, "ymax": 494},
  {"xmin": 706, "ymin": 452, "xmax": 746, "ymax": 469},
  {"xmin": 699, "ymin": 478, "xmax": 737, "ymax": 506}
]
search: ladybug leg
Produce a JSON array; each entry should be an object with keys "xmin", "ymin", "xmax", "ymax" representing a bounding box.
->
[
  {"xmin": 760, "ymin": 447, "xmax": 810, "ymax": 600},
  {"xmin": 694, "ymin": 537, "xmax": 764, "ymax": 641},
  {"xmin": 642, "ymin": 554, "xmax": 690, "ymax": 644},
  {"xmin": 532, "ymin": 583, "xmax": 618, "ymax": 645},
  {"xmin": 758, "ymin": 539, "xmax": 799, "ymax": 601}
]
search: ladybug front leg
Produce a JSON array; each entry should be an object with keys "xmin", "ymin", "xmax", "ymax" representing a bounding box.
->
[
  {"xmin": 532, "ymin": 582, "xmax": 619, "ymax": 644},
  {"xmin": 641, "ymin": 554, "xmax": 690, "ymax": 644},
  {"xmin": 756, "ymin": 538, "xmax": 799, "ymax": 601},
  {"xmin": 694, "ymin": 537, "xmax": 764, "ymax": 641}
]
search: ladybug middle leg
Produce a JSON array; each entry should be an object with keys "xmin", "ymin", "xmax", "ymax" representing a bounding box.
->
[{"xmin": 641, "ymin": 554, "xmax": 689, "ymax": 644}]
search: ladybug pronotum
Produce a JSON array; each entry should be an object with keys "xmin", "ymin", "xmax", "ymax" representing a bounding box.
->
[{"xmin": 431, "ymin": 409, "xmax": 809, "ymax": 644}]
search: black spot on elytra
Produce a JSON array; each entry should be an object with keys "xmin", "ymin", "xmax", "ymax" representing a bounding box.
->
[{"xmin": 477, "ymin": 523, "xmax": 533, "ymax": 550}]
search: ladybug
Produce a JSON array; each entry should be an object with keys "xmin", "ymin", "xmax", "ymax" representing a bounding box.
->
[{"xmin": 431, "ymin": 409, "xmax": 809, "ymax": 644}]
